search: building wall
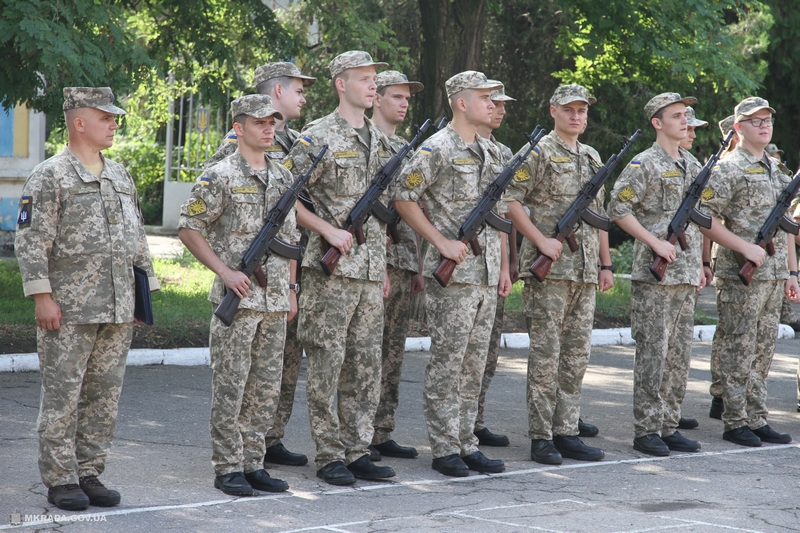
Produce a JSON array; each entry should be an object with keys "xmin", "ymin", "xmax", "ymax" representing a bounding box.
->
[{"xmin": 0, "ymin": 103, "xmax": 46, "ymax": 249}]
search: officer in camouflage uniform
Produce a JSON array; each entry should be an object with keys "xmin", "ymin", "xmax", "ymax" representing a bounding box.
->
[
  {"xmin": 506, "ymin": 85, "xmax": 612, "ymax": 464},
  {"xmin": 287, "ymin": 51, "xmax": 397, "ymax": 486},
  {"xmin": 701, "ymin": 96, "xmax": 798, "ymax": 447},
  {"xmin": 608, "ymin": 93, "xmax": 707, "ymax": 457},
  {"xmin": 206, "ymin": 62, "xmax": 316, "ymax": 168},
  {"xmin": 394, "ymin": 71, "xmax": 511, "ymax": 478},
  {"xmin": 368, "ymin": 70, "xmax": 424, "ymax": 460},
  {"xmin": 15, "ymin": 87, "xmax": 159, "ymax": 510},
  {"xmin": 179, "ymin": 94, "xmax": 296, "ymax": 496},
  {"xmin": 473, "ymin": 81, "xmax": 515, "ymax": 448}
]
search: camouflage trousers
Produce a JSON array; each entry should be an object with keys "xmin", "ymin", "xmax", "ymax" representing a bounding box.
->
[
  {"xmin": 424, "ymin": 281, "xmax": 496, "ymax": 458},
  {"xmin": 298, "ymin": 268, "xmax": 384, "ymax": 470},
  {"xmin": 712, "ymin": 292, "xmax": 797, "ymax": 400},
  {"xmin": 524, "ymin": 279, "xmax": 595, "ymax": 440},
  {"xmin": 264, "ymin": 305, "xmax": 304, "ymax": 449},
  {"xmin": 209, "ymin": 308, "xmax": 285, "ymax": 476},
  {"xmin": 37, "ymin": 322, "xmax": 132, "ymax": 488},
  {"xmin": 712, "ymin": 278, "xmax": 782, "ymax": 432},
  {"xmin": 475, "ymin": 294, "xmax": 505, "ymax": 432},
  {"xmin": 372, "ymin": 265, "xmax": 414, "ymax": 445},
  {"xmin": 630, "ymin": 282, "xmax": 696, "ymax": 438}
]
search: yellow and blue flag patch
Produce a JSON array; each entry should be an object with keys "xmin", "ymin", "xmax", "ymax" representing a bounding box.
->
[
  {"xmin": 299, "ymin": 135, "xmax": 312, "ymax": 146},
  {"xmin": 419, "ymin": 146, "xmax": 432, "ymax": 156},
  {"xmin": 225, "ymin": 133, "xmax": 238, "ymax": 144},
  {"xmin": 198, "ymin": 176, "xmax": 211, "ymax": 186},
  {"xmin": 628, "ymin": 160, "xmax": 641, "ymax": 168}
]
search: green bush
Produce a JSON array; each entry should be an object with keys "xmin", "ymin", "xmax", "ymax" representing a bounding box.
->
[
  {"xmin": 106, "ymin": 137, "xmax": 165, "ymax": 226},
  {"xmin": 610, "ymin": 240, "xmax": 634, "ymax": 274}
]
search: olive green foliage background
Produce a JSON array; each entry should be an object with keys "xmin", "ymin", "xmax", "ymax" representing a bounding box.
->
[{"xmin": 1, "ymin": 0, "xmax": 793, "ymax": 236}]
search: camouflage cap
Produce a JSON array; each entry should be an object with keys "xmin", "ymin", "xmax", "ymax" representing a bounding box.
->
[
  {"xmin": 644, "ymin": 92, "xmax": 697, "ymax": 120},
  {"xmin": 734, "ymin": 96, "xmax": 775, "ymax": 121},
  {"xmin": 376, "ymin": 70, "xmax": 423, "ymax": 94},
  {"xmin": 445, "ymin": 71, "xmax": 502, "ymax": 98},
  {"xmin": 253, "ymin": 62, "xmax": 316, "ymax": 87},
  {"xmin": 718, "ymin": 115, "xmax": 735, "ymax": 136},
  {"xmin": 63, "ymin": 87, "xmax": 126, "ymax": 115},
  {"xmin": 230, "ymin": 94, "xmax": 283, "ymax": 120},
  {"xmin": 329, "ymin": 50, "xmax": 388, "ymax": 79},
  {"xmin": 488, "ymin": 81, "xmax": 515, "ymax": 102},
  {"xmin": 685, "ymin": 106, "xmax": 708, "ymax": 128},
  {"xmin": 550, "ymin": 84, "xmax": 595, "ymax": 106},
  {"xmin": 766, "ymin": 143, "xmax": 784, "ymax": 157}
]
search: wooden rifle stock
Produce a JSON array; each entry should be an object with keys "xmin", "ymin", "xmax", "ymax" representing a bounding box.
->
[
  {"xmin": 433, "ymin": 235, "xmax": 480, "ymax": 287},
  {"xmin": 738, "ymin": 239, "xmax": 773, "ymax": 286},
  {"xmin": 528, "ymin": 231, "xmax": 579, "ymax": 282},
  {"xmin": 649, "ymin": 233, "xmax": 679, "ymax": 282},
  {"xmin": 319, "ymin": 226, "xmax": 359, "ymax": 276}
]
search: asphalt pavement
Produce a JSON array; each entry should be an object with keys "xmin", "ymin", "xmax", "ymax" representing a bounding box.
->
[{"xmin": 1, "ymin": 339, "xmax": 799, "ymax": 532}]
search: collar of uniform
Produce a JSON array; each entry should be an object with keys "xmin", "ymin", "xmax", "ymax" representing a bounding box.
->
[
  {"xmin": 443, "ymin": 124, "xmax": 493, "ymax": 161},
  {"xmin": 649, "ymin": 141, "xmax": 685, "ymax": 171},
  {"xmin": 63, "ymin": 145, "xmax": 103, "ymax": 184},
  {"xmin": 231, "ymin": 150, "xmax": 269, "ymax": 186},
  {"xmin": 734, "ymin": 144, "xmax": 775, "ymax": 172},
  {"xmin": 551, "ymin": 130, "xmax": 583, "ymax": 156}
]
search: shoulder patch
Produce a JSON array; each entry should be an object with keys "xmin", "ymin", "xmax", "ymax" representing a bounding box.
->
[
  {"xmin": 298, "ymin": 135, "xmax": 312, "ymax": 146},
  {"xmin": 453, "ymin": 157, "xmax": 476, "ymax": 165},
  {"xmin": 283, "ymin": 159, "xmax": 293, "ymax": 170},
  {"xmin": 531, "ymin": 146, "xmax": 540, "ymax": 157},
  {"xmin": 225, "ymin": 134, "xmax": 238, "ymax": 144},
  {"xmin": 198, "ymin": 176, "xmax": 211, "ymax": 186},
  {"xmin": 617, "ymin": 186, "xmax": 636, "ymax": 202},
  {"xmin": 405, "ymin": 171, "xmax": 423, "ymax": 189},
  {"xmin": 701, "ymin": 187, "xmax": 714, "ymax": 201},
  {"xmin": 514, "ymin": 167, "xmax": 531, "ymax": 182},
  {"xmin": 187, "ymin": 199, "xmax": 207, "ymax": 216},
  {"xmin": 661, "ymin": 170, "xmax": 682, "ymax": 178},
  {"xmin": 550, "ymin": 156, "xmax": 572, "ymax": 163},
  {"xmin": 17, "ymin": 196, "xmax": 31, "ymax": 228},
  {"xmin": 419, "ymin": 147, "xmax": 432, "ymax": 156},
  {"xmin": 334, "ymin": 150, "xmax": 359, "ymax": 159},
  {"xmin": 628, "ymin": 160, "xmax": 641, "ymax": 168}
]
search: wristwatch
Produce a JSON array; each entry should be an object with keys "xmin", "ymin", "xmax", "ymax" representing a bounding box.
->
[
  {"xmin": 289, "ymin": 283, "xmax": 300, "ymax": 294},
  {"xmin": 600, "ymin": 264, "xmax": 615, "ymax": 272}
]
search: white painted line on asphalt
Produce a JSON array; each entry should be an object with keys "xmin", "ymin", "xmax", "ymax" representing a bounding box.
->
[
  {"xmin": 621, "ymin": 516, "xmax": 765, "ymax": 533},
  {"xmin": 2, "ymin": 444, "xmax": 796, "ymax": 531}
]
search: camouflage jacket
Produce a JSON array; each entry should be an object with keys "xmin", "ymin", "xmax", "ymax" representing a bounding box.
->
[
  {"xmin": 506, "ymin": 131, "xmax": 605, "ymax": 283},
  {"xmin": 393, "ymin": 124, "xmax": 507, "ymax": 286},
  {"xmin": 702, "ymin": 145, "xmax": 793, "ymax": 282},
  {"xmin": 285, "ymin": 109, "xmax": 391, "ymax": 281},
  {"xmin": 178, "ymin": 151, "xmax": 300, "ymax": 312},
  {"xmin": 607, "ymin": 142, "xmax": 703, "ymax": 285},
  {"xmin": 205, "ymin": 126, "xmax": 301, "ymax": 168},
  {"xmin": 14, "ymin": 147, "xmax": 158, "ymax": 324}
]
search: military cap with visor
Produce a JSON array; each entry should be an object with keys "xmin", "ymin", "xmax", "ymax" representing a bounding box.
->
[
  {"xmin": 63, "ymin": 87, "xmax": 126, "ymax": 115},
  {"xmin": 376, "ymin": 70, "xmax": 423, "ymax": 94},
  {"xmin": 550, "ymin": 84, "xmax": 596, "ymax": 106},
  {"xmin": 253, "ymin": 62, "xmax": 316, "ymax": 87},
  {"xmin": 329, "ymin": 51, "xmax": 388, "ymax": 79},
  {"xmin": 644, "ymin": 92, "xmax": 697, "ymax": 121},
  {"xmin": 734, "ymin": 96, "xmax": 775, "ymax": 122},
  {"xmin": 445, "ymin": 71, "xmax": 502, "ymax": 98},
  {"xmin": 685, "ymin": 107, "xmax": 708, "ymax": 128},
  {"xmin": 488, "ymin": 81, "xmax": 516, "ymax": 102},
  {"xmin": 231, "ymin": 94, "xmax": 284, "ymax": 121}
]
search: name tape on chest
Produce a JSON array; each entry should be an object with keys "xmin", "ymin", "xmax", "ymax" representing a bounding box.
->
[
  {"xmin": 453, "ymin": 157, "xmax": 476, "ymax": 165},
  {"xmin": 550, "ymin": 156, "xmax": 572, "ymax": 163},
  {"xmin": 231, "ymin": 186, "xmax": 259, "ymax": 194},
  {"xmin": 745, "ymin": 166, "xmax": 766, "ymax": 175},
  {"xmin": 265, "ymin": 145, "xmax": 284, "ymax": 153},
  {"xmin": 661, "ymin": 170, "xmax": 682, "ymax": 178},
  {"xmin": 334, "ymin": 150, "xmax": 359, "ymax": 159}
]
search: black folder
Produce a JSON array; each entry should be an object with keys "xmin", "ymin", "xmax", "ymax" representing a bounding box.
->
[{"xmin": 133, "ymin": 265, "xmax": 154, "ymax": 325}]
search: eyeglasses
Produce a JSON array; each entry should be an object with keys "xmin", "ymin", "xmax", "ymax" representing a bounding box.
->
[{"xmin": 739, "ymin": 117, "xmax": 775, "ymax": 128}]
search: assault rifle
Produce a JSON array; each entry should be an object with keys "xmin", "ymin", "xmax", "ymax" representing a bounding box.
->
[
  {"xmin": 649, "ymin": 130, "xmax": 734, "ymax": 281},
  {"xmin": 738, "ymin": 168, "xmax": 800, "ymax": 285},
  {"xmin": 530, "ymin": 129, "xmax": 641, "ymax": 282},
  {"xmin": 320, "ymin": 119, "xmax": 433, "ymax": 276},
  {"xmin": 214, "ymin": 144, "xmax": 328, "ymax": 326},
  {"xmin": 432, "ymin": 125, "xmax": 547, "ymax": 287}
]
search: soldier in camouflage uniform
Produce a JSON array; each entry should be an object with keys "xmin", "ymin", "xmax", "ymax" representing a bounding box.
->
[
  {"xmin": 701, "ymin": 97, "xmax": 798, "ymax": 447},
  {"xmin": 204, "ymin": 65, "xmax": 316, "ymax": 468},
  {"xmin": 15, "ymin": 87, "xmax": 159, "ymax": 510},
  {"xmin": 286, "ymin": 51, "xmax": 397, "ymax": 486},
  {"xmin": 472, "ymin": 81, "xmax": 515, "ymax": 448},
  {"xmin": 609, "ymin": 93, "xmax": 766, "ymax": 456},
  {"xmin": 368, "ymin": 70, "xmax": 424, "ymax": 460},
  {"xmin": 179, "ymin": 95, "xmax": 295, "ymax": 496},
  {"xmin": 506, "ymin": 85, "xmax": 613, "ymax": 464},
  {"xmin": 394, "ymin": 71, "xmax": 511, "ymax": 478},
  {"xmin": 793, "ymin": 201, "xmax": 800, "ymax": 412},
  {"xmin": 680, "ymin": 107, "xmax": 708, "ymax": 152}
]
